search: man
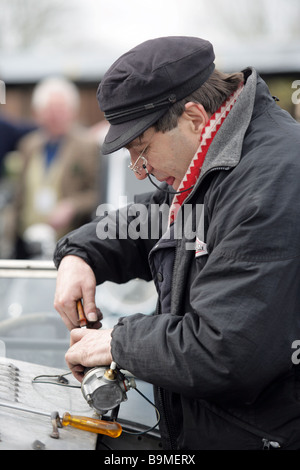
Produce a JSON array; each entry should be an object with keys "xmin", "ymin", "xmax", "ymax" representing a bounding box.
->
[
  {"xmin": 54, "ymin": 37, "xmax": 300, "ymax": 450},
  {"xmin": 14, "ymin": 77, "xmax": 100, "ymax": 256}
]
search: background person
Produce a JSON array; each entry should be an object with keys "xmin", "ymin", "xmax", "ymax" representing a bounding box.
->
[
  {"xmin": 13, "ymin": 77, "xmax": 100, "ymax": 258},
  {"xmin": 0, "ymin": 114, "xmax": 36, "ymax": 177},
  {"xmin": 0, "ymin": 114, "xmax": 37, "ymax": 257}
]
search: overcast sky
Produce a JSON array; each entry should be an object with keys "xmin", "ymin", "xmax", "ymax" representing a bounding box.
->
[
  {"xmin": 68, "ymin": 0, "xmax": 300, "ymax": 56},
  {"xmin": 0, "ymin": 0, "xmax": 299, "ymax": 81},
  {"xmin": 1, "ymin": 0, "xmax": 299, "ymax": 55}
]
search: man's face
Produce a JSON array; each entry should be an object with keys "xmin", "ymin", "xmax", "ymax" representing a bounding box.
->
[
  {"xmin": 34, "ymin": 92, "xmax": 76, "ymax": 138},
  {"xmin": 126, "ymin": 113, "xmax": 201, "ymax": 190}
]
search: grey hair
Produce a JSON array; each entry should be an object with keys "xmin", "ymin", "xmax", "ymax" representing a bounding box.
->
[{"xmin": 31, "ymin": 76, "xmax": 80, "ymax": 111}]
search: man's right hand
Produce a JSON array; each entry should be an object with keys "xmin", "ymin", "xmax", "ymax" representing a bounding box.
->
[{"xmin": 54, "ymin": 255, "xmax": 101, "ymax": 330}]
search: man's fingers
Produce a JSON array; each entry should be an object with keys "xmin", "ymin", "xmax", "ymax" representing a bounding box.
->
[
  {"xmin": 82, "ymin": 287, "xmax": 98, "ymax": 323},
  {"xmin": 54, "ymin": 296, "xmax": 80, "ymax": 330},
  {"xmin": 69, "ymin": 326, "xmax": 88, "ymax": 345},
  {"xmin": 69, "ymin": 364, "xmax": 85, "ymax": 382},
  {"xmin": 54, "ymin": 255, "xmax": 98, "ymax": 330},
  {"xmin": 65, "ymin": 329, "xmax": 113, "ymax": 382},
  {"xmin": 86, "ymin": 307, "xmax": 103, "ymax": 330},
  {"xmin": 60, "ymin": 311, "xmax": 78, "ymax": 331},
  {"xmin": 65, "ymin": 328, "xmax": 88, "ymax": 381}
]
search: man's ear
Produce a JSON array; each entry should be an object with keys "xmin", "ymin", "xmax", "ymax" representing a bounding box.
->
[{"xmin": 183, "ymin": 102, "xmax": 210, "ymax": 133}]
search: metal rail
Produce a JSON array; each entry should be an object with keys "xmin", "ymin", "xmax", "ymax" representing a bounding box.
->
[{"xmin": 0, "ymin": 259, "xmax": 57, "ymax": 278}]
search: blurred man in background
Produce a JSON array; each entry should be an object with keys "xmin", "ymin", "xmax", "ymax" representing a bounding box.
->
[{"xmin": 13, "ymin": 77, "xmax": 100, "ymax": 258}]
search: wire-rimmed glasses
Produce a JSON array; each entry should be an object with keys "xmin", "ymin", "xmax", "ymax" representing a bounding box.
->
[{"xmin": 128, "ymin": 143, "xmax": 149, "ymax": 176}]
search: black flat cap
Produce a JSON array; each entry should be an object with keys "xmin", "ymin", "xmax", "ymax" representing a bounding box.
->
[{"xmin": 97, "ymin": 36, "xmax": 215, "ymax": 154}]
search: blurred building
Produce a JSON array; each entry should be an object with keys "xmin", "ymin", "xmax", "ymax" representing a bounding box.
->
[{"xmin": 1, "ymin": 41, "xmax": 300, "ymax": 121}]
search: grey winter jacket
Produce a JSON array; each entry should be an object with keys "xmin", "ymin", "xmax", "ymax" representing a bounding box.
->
[{"xmin": 54, "ymin": 68, "xmax": 300, "ymax": 449}]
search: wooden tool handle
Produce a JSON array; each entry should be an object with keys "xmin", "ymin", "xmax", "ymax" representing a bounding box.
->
[{"xmin": 76, "ymin": 299, "xmax": 87, "ymax": 328}]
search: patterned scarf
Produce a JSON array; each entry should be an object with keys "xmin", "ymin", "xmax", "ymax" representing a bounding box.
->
[{"xmin": 169, "ymin": 84, "xmax": 244, "ymax": 225}]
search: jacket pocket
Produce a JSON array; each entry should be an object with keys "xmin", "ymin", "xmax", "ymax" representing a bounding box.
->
[{"xmin": 200, "ymin": 400, "xmax": 286, "ymax": 450}]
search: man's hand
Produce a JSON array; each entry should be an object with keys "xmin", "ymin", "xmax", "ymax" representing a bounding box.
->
[
  {"xmin": 54, "ymin": 255, "xmax": 101, "ymax": 330},
  {"xmin": 65, "ymin": 328, "xmax": 113, "ymax": 382}
]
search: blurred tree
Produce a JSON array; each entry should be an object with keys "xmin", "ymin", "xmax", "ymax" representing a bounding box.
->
[
  {"xmin": 191, "ymin": 0, "xmax": 300, "ymax": 41},
  {"xmin": 0, "ymin": 0, "xmax": 71, "ymax": 51}
]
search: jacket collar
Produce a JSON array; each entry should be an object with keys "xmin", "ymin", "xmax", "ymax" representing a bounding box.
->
[{"xmin": 193, "ymin": 67, "xmax": 258, "ymax": 189}]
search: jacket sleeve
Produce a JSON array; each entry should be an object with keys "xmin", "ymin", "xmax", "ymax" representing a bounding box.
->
[{"xmin": 53, "ymin": 189, "xmax": 169, "ymax": 285}]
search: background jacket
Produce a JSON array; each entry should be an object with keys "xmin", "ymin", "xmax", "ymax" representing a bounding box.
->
[
  {"xmin": 15, "ymin": 127, "xmax": 100, "ymax": 240},
  {"xmin": 54, "ymin": 69, "xmax": 300, "ymax": 449}
]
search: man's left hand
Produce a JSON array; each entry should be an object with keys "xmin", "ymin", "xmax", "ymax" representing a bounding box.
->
[{"xmin": 65, "ymin": 328, "xmax": 113, "ymax": 382}]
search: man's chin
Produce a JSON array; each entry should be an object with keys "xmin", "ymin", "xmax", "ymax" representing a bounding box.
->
[{"xmin": 166, "ymin": 176, "xmax": 176, "ymax": 187}]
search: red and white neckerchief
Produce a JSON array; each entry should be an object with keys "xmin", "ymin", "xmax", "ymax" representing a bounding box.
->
[{"xmin": 168, "ymin": 83, "xmax": 244, "ymax": 226}]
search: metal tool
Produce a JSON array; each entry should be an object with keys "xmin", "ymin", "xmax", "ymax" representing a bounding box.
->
[
  {"xmin": 61, "ymin": 412, "xmax": 122, "ymax": 437},
  {"xmin": 0, "ymin": 400, "xmax": 122, "ymax": 438},
  {"xmin": 76, "ymin": 299, "xmax": 136, "ymax": 415},
  {"xmin": 0, "ymin": 363, "xmax": 20, "ymax": 402},
  {"xmin": 76, "ymin": 299, "xmax": 89, "ymax": 328},
  {"xmin": 81, "ymin": 364, "xmax": 136, "ymax": 415}
]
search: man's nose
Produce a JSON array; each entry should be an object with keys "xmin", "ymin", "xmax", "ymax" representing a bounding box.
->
[
  {"xmin": 133, "ymin": 166, "xmax": 148, "ymax": 180},
  {"xmin": 134, "ymin": 171, "xmax": 147, "ymax": 180}
]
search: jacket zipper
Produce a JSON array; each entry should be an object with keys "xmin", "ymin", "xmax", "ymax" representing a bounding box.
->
[
  {"xmin": 262, "ymin": 439, "xmax": 281, "ymax": 450},
  {"xmin": 157, "ymin": 166, "xmax": 232, "ymax": 450},
  {"xmin": 202, "ymin": 400, "xmax": 284, "ymax": 450},
  {"xmin": 157, "ymin": 386, "xmax": 178, "ymax": 450},
  {"xmin": 184, "ymin": 165, "xmax": 232, "ymax": 205}
]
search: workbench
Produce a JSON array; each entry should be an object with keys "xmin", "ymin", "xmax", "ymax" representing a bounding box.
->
[{"xmin": 0, "ymin": 356, "xmax": 97, "ymax": 450}]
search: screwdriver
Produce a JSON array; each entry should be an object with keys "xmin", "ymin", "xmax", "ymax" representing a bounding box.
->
[
  {"xmin": 62, "ymin": 412, "xmax": 122, "ymax": 437},
  {"xmin": 0, "ymin": 400, "xmax": 122, "ymax": 438}
]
